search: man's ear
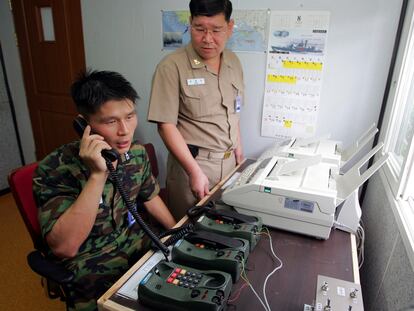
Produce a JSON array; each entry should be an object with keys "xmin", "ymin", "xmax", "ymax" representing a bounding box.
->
[{"xmin": 227, "ymin": 19, "xmax": 235, "ymax": 37}]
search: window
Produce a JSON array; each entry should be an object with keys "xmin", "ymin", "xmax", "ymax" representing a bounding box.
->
[{"xmin": 381, "ymin": 0, "xmax": 414, "ymax": 265}]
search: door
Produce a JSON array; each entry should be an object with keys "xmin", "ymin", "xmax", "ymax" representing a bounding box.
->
[
  {"xmin": 11, "ymin": 0, "xmax": 85, "ymax": 159},
  {"xmin": 0, "ymin": 42, "xmax": 24, "ymax": 192}
]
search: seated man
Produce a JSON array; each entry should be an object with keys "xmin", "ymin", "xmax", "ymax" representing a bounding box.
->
[{"xmin": 33, "ymin": 70, "xmax": 176, "ymax": 311}]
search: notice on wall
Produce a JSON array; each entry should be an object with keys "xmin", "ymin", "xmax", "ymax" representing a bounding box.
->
[{"xmin": 261, "ymin": 11, "xmax": 330, "ymax": 139}]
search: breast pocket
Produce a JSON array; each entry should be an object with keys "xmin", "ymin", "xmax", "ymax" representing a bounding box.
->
[{"xmin": 180, "ymin": 84, "xmax": 211, "ymax": 118}]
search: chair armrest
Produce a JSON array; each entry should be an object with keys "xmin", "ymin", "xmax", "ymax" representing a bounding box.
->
[{"xmin": 27, "ymin": 250, "xmax": 74, "ymax": 284}]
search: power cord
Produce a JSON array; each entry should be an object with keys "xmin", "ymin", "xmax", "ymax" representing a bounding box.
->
[
  {"xmin": 333, "ymin": 220, "xmax": 365, "ymax": 269},
  {"xmin": 356, "ymin": 221, "xmax": 365, "ymax": 268},
  {"xmin": 233, "ymin": 227, "xmax": 283, "ymax": 311},
  {"xmin": 261, "ymin": 227, "xmax": 283, "ymax": 311}
]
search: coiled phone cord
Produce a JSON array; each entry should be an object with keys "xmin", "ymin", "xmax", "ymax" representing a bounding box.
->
[
  {"xmin": 161, "ymin": 223, "xmax": 194, "ymax": 247},
  {"xmin": 106, "ymin": 160, "xmax": 170, "ymax": 259},
  {"xmin": 187, "ymin": 200, "xmax": 215, "ymax": 219}
]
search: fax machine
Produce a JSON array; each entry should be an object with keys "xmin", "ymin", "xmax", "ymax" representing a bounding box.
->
[{"xmin": 222, "ymin": 125, "xmax": 388, "ymax": 239}]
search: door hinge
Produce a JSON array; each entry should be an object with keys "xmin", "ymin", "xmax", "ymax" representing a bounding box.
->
[
  {"xmin": 14, "ymin": 32, "xmax": 18, "ymax": 47},
  {"xmin": 8, "ymin": 0, "xmax": 12, "ymax": 11}
]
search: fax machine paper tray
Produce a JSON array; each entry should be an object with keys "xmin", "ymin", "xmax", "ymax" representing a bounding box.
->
[{"xmin": 334, "ymin": 142, "xmax": 389, "ymax": 204}]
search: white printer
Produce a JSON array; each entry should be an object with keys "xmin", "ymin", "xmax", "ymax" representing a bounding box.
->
[{"xmin": 221, "ymin": 125, "xmax": 388, "ymax": 239}]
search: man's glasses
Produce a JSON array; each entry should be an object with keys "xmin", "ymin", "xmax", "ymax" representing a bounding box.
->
[{"xmin": 191, "ymin": 25, "xmax": 227, "ymax": 38}]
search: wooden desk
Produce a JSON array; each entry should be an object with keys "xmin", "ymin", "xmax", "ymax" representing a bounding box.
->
[{"xmin": 98, "ymin": 160, "xmax": 359, "ymax": 311}]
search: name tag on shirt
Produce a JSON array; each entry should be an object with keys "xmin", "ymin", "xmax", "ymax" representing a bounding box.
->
[
  {"xmin": 235, "ymin": 95, "xmax": 242, "ymax": 112},
  {"xmin": 127, "ymin": 211, "xmax": 136, "ymax": 227},
  {"xmin": 187, "ymin": 78, "xmax": 205, "ymax": 86}
]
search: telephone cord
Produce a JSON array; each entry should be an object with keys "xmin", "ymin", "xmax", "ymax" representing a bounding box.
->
[
  {"xmin": 106, "ymin": 160, "xmax": 170, "ymax": 259},
  {"xmin": 237, "ymin": 228, "xmax": 283, "ymax": 311},
  {"xmin": 261, "ymin": 227, "xmax": 283, "ymax": 311},
  {"xmin": 162, "ymin": 223, "xmax": 194, "ymax": 247}
]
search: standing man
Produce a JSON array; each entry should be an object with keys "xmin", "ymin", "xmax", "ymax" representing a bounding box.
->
[{"xmin": 148, "ymin": 0, "xmax": 245, "ymax": 221}]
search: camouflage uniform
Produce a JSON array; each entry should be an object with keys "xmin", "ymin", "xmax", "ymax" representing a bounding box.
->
[{"xmin": 33, "ymin": 141, "xmax": 160, "ymax": 311}]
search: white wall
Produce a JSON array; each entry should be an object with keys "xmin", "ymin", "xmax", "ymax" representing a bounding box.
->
[
  {"xmin": 81, "ymin": 0, "xmax": 402, "ymax": 184},
  {"xmin": 0, "ymin": 0, "xmax": 36, "ymax": 164}
]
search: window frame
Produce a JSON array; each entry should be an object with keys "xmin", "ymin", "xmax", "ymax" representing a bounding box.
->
[
  {"xmin": 382, "ymin": 0, "xmax": 414, "ymax": 199},
  {"xmin": 380, "ymin": 0, "xmax": 414, "ymax": 268}
]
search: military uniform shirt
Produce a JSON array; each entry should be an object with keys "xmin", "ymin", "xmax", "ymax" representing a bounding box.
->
[
  {"xmin": 148, "ymin": 43, "xmax": 245, "ymax": 152},
  {"xmin": 33, "ymin": 141, "xmax": 160, "ymax": 259}
]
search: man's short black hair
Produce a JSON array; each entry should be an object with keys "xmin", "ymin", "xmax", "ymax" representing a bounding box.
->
[
  {"xmin": 71, "ymin": 69, "xmax": 139, "ymax": 116},
  {"xmin": 189, "ymin": 0, "xmax": 233, "ymax": 22}
]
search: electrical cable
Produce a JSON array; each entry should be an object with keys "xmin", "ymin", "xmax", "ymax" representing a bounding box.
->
[
  {"xmin": 333, "ymin": 220, "xmax": 365, "ymax": 268},
  {"xmin": 235, "ymin": 228, "xmax": 284, "ymax": 311},
  {"xmin": 158, "ymin": 223, "xmax": 194, "ymax": 239},
  {"xmin": 162, "ymin": 223, "xmax": 194, "ymax": 247},
  {"xmin": 227, "ymin": 282, "xmax": 249, "ymax": 303},
  {"xmin": 261, "ymin": 227, "xmax": 283, "ymax": 311},
  {"xmin": 106, "ymin": 160, "xmax": 170, "ymax": 260},
  {"xmin": 187, "ymin": 201, "xmax": 215, "ymax": 219},
  {"xmin": 356, "ymin": 223, "xmax": 365, "ymax": 268},
  {"xmin": 240, "ymin": 260, "xmax": 269, "ymax": 311}
]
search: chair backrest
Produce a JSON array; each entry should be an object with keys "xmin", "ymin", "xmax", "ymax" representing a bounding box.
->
[
  {"xmin": 143, "ymin": 143, "xmax": 159, "ymax": 178},
  {"xmin": 8, "ymin": 162, "xmax": 41, "ymax": 249}
]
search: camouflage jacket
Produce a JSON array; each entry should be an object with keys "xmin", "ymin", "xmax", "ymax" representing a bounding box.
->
[{"xmin": 33, "ymin": 141, "xmax": 160, "ymax": 259}]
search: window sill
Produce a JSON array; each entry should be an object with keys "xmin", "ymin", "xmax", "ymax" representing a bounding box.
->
[{"xmin": 380, "ymin": 169, "xmax": 414, "ymax": 270}]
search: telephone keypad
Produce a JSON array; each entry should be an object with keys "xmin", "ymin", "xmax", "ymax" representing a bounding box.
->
[{"xmin": 167, "ymin": 267, "xmax": 203, "ymax": 289}]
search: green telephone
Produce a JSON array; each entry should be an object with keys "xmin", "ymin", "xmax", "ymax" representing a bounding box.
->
[{"xmin": 138, "ymin": 260, "xmax": 232, "ymax": 311}]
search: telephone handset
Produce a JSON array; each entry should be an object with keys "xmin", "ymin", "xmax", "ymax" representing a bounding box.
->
[
  {"xmin": 72, "ymin": 116, "xmax": 171, "ymax": 257},
  {"xmin": 72, "ymin": 116, "xmax": 119, "ymax": 162}
]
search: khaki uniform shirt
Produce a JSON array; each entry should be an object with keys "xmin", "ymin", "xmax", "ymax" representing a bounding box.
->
[{"xmin": 148, "ymin": 44, "xmax": 244, "ymax": 151}]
